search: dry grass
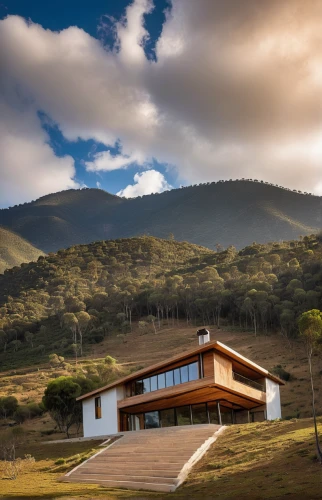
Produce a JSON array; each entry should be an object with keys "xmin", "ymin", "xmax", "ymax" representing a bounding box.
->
[
  {"xmin": 1, "ymin": 322, "xmax": 320, "ymax": 422},
  {"xmin": 1, "ymin": 419, "xmax": 322, "ymax": 499}
]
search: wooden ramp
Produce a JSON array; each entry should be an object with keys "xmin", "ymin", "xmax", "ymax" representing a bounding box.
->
[{"xmin": 61, "ymin": 424, "xmax": 223, "ymax": 492}]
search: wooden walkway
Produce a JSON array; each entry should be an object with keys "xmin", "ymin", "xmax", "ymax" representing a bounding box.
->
[{"xmin": 61, "ymin": 424, "xmax": 224, "ymax": 492}]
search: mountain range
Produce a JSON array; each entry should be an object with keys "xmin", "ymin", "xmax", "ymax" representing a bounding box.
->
[{"xmin": 0, "ymin": 180, "xmax": 321, "ymax": 269}]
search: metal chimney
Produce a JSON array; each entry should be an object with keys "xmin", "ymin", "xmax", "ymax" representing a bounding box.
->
[{"xmin": 197, "ymin": 328, "xmax": 210, "ymax": 345}]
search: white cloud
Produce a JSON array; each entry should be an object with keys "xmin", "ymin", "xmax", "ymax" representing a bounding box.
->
[
  {"xmin": 0, "ymin": 98, "xmax": 78, "ymax": 207},
  {"xmin": 1, "ymin": 0, "xmax": 322, "ymax": 206},
  {"xmin": 85, "ymin": 149, "xmax": 146, "ymax": 172},
  {"xmin": 117, "ymin": 170, "xmax": 172, "ymax": 197}
]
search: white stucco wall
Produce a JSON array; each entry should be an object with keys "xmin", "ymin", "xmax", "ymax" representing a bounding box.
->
[
  {"xmin": 265, "ymin": 378, "xmax": 282, "ymax": 420},
  {"xmin": 82, "ymin": 385, "xmax": 124, "ymax": 437}
]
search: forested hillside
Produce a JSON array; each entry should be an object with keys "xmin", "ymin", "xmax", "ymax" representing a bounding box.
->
[
  {"xmin": 0, "ymin": 227, "xmax": 44, "ymax": 274},
  {"xmin": 1, "ymin": 180, "xmax": 321, "ymax": 253},
  {"xmin": 0, "ymin": 234, "xmax": 321, "ymax": 370}
]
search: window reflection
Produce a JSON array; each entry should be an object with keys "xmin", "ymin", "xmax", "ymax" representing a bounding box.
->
[
  {"xmin": 180, "ymin": 365, "xmax": 189, "ymax": 383},
  {"xmin": 189, "ymin": 362, "xmax": 198, "ymax": 381},
  {"xmin": 131, "ymin": 361, "xmax": 199, "ymax": 395},
  {"xmin": 143, "ymin": 378, "xmax": 150, "ymax": 393},
  {"xmin": 174, "ymin": 368, "xmax": 181, "ymax": 385},
  {"xmin": 150, "ymin": 375, "xmax": 158, "ymax": 391},
  {"xmin": 157, "ymin": 372, "xmax": 166, "ymax": 390},
  {"xmin": 166, "ymin": 370, "xmax": 174, "ymax": 387}
]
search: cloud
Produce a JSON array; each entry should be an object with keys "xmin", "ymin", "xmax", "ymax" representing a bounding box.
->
[
  {"xmin": 117, "ymin": 170, "xmax": 172, "ymax": 197},
  {"xmin": 0, "ymin": 98, "xmax": 78, "ymax": 207},
  {"xmin": 1, "ymin": 0, "xmax": 322, "ymax": 206},
  {"xmin": 85, "ymin": 149, "xmax": 146, "ymax": 172}
]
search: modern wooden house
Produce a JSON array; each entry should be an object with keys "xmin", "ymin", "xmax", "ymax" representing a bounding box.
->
[{"xmin": 78, "ymin": 332, "xmax": 284, "ymax": 438}]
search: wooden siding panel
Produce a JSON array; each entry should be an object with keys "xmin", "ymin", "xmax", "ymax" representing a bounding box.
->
[
  {"xmin": 214, "ymin": 352, "xmax": 233, "ymax": 387},
  {"xmin": 202, "ymin": 351, "xmax": 215, "ymax": 378}
]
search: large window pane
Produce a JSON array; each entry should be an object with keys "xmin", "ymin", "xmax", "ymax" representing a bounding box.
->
[
  {"xmin": 208, "ymin": 402, "xmax": 219, "ymax": 424},
  {"xmin": 150, "ymin": 375, "xmax": 158, "ymax": 392},
  {"xmin": 145, "ymin": 411, "xmax": 160, "ymax": 429},
  {"xmin": 192, "ymin": 403, "xmax": 208, "ymax": 424},
  {"xmin": 160, "ymin": 408, "xmax": 175, "ymax": 427},
  {"xmin": 135, "ymin": 380, "xmax": 144, "ymax": 395},
  {"xmin": 173, "ymin": 368, "xmax": 181, "ymax": 385},
  {"xmin": 157, "ymin": 372, "xmax": 166, "ymax": 390},
  {"xmin": 166, "ymin": 370, "xmax": 174, "ymax": 387},
  {"xmin": 220, "ymin": 407, "xmax": 233, "ymax": 425},
  {"xmin": 188, "ymin": 362, "xmax": 199, "ymax": 381},
  {"xmin": 143, "ymin": 378, "xmax": 150, "ymax": 393},
  {"xmin": 180, "ymin": 365, "xmax": 189, "ymax": 383},
  {"xmin": 176, "ymin": 405, "xmax": 191, "ymax": 426}
]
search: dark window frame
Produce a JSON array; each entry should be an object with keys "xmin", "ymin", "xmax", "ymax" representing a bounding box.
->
[{"xmin": 95, "ymin": 396, "xmax": 102, "ymax": 419}]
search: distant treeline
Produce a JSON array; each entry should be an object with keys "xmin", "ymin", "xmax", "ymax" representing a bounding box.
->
[{"xmin": 0, "ymin": 235, "xmax": 321, "ymax": 367}]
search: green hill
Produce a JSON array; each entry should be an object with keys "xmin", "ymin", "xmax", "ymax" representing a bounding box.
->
[
  {"xmin": 0, "ymin": 234, "xmax": 321, "ymax": 372},
  {"xmin": 1, "ymin": 180, "xmax": 321, "ymax": 252},
  {"xmin": 0, "ymin": 227, "xmax": 44, "ymax": 274}
]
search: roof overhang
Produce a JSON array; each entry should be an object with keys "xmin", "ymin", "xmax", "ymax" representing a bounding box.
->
[{"xmin": 77, "ymin": 340, "xmax": 284, "ymax": 402}]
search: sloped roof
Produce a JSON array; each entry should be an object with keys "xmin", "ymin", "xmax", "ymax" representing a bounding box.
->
[{"xmin": 77, "ymin": 340, "xmax": 284, "ymax": 402}]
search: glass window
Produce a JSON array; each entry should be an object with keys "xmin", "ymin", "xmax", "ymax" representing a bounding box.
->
[
  {"xmin": 188, "ymin": 362, "xmax": 199, "ymax": 381},
  {"xmin": 160, "ymin": 408, "xmax": 175, "ymax": 427},
  {"xmin": 208, "ymin": 402, "xmax": 219, "ymax": 424},
  {"xmin": 145, "ymin": 411, "xmax": 160, "ymax": 429},
  {"xmin": 220, "ymin": 407, "xmax": 233, "ymax": 425},
  {"xmin": 166, "ymin": 370, "xmax": 174, "ymax": 387},
  {"xmin": 192, "ymin": 403, "xmax": 208, "ymax": 424},
  {"xmin": 143, "ymin": 378, "xmax": 150, "ymax": 393},
  {"xmin": 180, "ymin": 365, "xmax": 189, "ymax": 383},
  {"xmin": 95, "ymin": 396, "xmax": 101, "ymax": 419},
  {"xmin": 135, "ymin": 380, "xmax": 144, "ymax": 395},
  {"xmin": 157, "ymin": 372, "xmax": 166, "ymax": 390},
  {"xmin": 176, "ymin": 405, "xmax": 191, "ymax": 426},
  {"xmin": 150, "ymin": 375, "xmax": 158, "ymax": 392},
  {"xmin": 173, "ymin": 368, "xmax": 181, "ymax": 385}
]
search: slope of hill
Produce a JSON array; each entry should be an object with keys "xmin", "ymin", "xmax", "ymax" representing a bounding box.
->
[
  {"xmin": 0, "ymin": 227, "xmax": 44, "ymax": 274},
  {"xmin": 0, "ymin": 180, "xmax": 321, "ymax": 252},
  {"xmin": 0, "ymin": 234, "xmax": 322, "ymax": 373}
]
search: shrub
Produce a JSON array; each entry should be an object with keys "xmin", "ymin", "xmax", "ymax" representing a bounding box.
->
[
  {"xmin": 54, "ymin": 458, "xmax": 65, "ymax": 465},
  {"xmin": 272, "ymin": 365, "xmax": 292, "ymax": 381}
]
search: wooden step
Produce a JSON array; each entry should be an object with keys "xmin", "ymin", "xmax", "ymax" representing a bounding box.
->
[
  {"xmin": 64, "ymin": 477, "xmax": 176, "ymax": 492},
  {"xmin": 61, "ymin": 424, "xmax": 224, "ymax": 493},
  {"xmin": 70, "ymin": 473, "xmax": 177, "ymax": 485},
  {"xmin": 80, "ymin": 463, "xmax": 182, "ymax": 472},
  {"xmin": 78, "ymin": 468, "xmax": 180, "ymax": 477}
]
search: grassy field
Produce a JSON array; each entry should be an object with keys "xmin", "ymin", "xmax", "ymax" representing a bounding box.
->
[
  {"xmin": 1, "ymin": 418, "xmax": 322, "ymax": 499},
  {"xmin": 1, "ymin": 323, "xmax": 322, "ymax": 498},
  {"xmin": 0, "ymin": 323, "xmax": 319, "ymax": 422}
]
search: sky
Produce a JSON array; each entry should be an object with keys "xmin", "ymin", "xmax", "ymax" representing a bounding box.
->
[{"xmin": 1, "ymin": 0, "xmax": 322, "ymax": 208}]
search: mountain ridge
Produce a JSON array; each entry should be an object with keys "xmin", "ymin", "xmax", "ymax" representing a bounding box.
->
[{"xmin": 1, "ymin": 180, "xmax": 321, "ymax": 255}]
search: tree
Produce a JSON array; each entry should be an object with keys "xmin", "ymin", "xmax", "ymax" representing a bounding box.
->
[
  {"xmin": 298, "ymin": 309, "xmax": 322, "ymax": 463},
  {"xmin": 42, "ymin": 377, "xmax": 82, "ymax": 438},
  {"xmin": 76, "ymin": 311, "xmax": 90, "ymax": 355},
  {"xmin": 0, "ymin": 396, "xmax": 18, "ymax": 419},
  {"xmin": 63, "ymin": 313, "xmax": 78, "ymax": 344}
]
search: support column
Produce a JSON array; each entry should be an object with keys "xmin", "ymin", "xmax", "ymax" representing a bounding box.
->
[{"xmin": 217, "ymin": 401, "xmax": 222, "ymax": 426}]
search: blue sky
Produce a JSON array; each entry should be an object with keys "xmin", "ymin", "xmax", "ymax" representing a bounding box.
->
[
  {"xmin": 1, "ymin": 1, "xmax": 322, "ymax": 208},
  {"xmin": 1, "ymin": 0, "xmax": 175, "ymax": 201}
]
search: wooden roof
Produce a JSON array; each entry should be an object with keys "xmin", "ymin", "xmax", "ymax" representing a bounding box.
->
[{"xmin": 77, "ymin": 340, "xmax": 284, "ymax": 401}]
